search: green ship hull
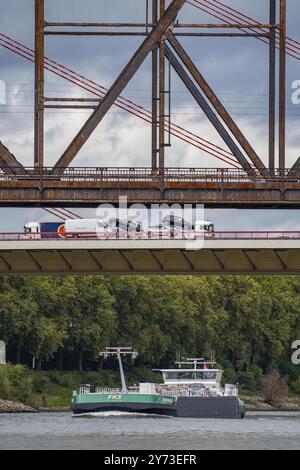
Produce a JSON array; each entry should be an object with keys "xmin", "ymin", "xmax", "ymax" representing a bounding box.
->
[
  {"xmin": 71, "ymin": 392, "xmax": 245, "ymax": 418},
  {"xmin": 71, "ymin": 392, "xmax": 176, "ymax": 416}
]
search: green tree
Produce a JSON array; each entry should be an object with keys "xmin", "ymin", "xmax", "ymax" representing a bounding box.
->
[
  {"xmin": 29, "ymin": 316, "xmax": 67, "ymax": 369},
  {"xmin": 0, "ymin": 290, "xmax": 37, "ymax": 363},
  {"xmin": 66, "ymin": 277, "xmax": 116, "ymax": 371}
]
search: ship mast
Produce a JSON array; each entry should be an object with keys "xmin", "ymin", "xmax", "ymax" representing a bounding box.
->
[{"xmin": 100, "ymin": 347, "xmax": 138, "ymax": 392}]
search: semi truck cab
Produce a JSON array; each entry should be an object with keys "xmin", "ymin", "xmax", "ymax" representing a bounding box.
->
[
  {"xmin": 24, "ymin": 221, "xmax": 66, "ymax": 239},
  {"xmin": 24, "ymin": 222, "xmax": 40, "ymax": 237}
]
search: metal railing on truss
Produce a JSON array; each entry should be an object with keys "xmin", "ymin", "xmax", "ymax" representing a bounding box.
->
[{"xmin": 0, "ymin": 168, "xmax": 300, "ymax": 184}]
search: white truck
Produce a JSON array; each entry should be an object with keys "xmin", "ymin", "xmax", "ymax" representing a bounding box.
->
[{"xmin": 24, "ymin": 218, "xmax": 142, "ymax": 239}]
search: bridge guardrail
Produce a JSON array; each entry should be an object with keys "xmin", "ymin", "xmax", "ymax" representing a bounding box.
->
[{"xmin": 0, "ymin": 231, "xmax": 300, "ymax": 241}]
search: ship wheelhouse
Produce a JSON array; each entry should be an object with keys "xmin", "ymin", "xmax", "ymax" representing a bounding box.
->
[
  {"xmin": 161, "ymin": 368, "xmax": 222, "ymax": 387},
  {"xmin": 157, "ymin": 359, "xmax": 238, "ymax": 398}
]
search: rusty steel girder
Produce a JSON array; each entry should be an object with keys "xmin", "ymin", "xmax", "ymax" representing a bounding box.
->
[
  {"xmin": 0, "ymin": 142, "xmax": 25, "ymax": 175},
  {"xmin": 0, "ymin": 167, "xmax": 300, "ymax": 207}
]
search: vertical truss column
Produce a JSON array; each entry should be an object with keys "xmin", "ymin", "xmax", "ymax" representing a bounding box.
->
[
  {"xmin": 279, "ymin": 0, "xmax": 286, "ymax": 172},
  {"xmin": 35, "ymin": 0, "xmax": 45, "ymax": 169},
  {"xmin": 152, "ymin": 0, "xmax": 158, "ymax": 170},
  {"xmin": 159, "ymin": 0, "xmax": 166, "ymax": 173},
  {"xmin": 269, "ymin": 0, "xmax": 276, "ymax": 172}
]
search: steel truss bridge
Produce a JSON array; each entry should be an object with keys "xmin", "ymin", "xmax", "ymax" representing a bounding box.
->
[{"xmin": 0, "ymin": 1, "xmax": 299, "ymax": 208}]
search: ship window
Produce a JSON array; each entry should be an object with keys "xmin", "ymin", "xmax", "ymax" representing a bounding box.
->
[
  {"xmin": 202, "ymin": 372, "xmax": 217, "ymax": 380},
  {"xmin": 164, "ymin": 372, "xmax": 179, "ymax": 380},
  {"xmin": 164, "ymin": 371, "xmax": 217, "ymax": 381},
  {"xmin": 178, "ymin": 371, "xmax": 195, "ymax": 379}
]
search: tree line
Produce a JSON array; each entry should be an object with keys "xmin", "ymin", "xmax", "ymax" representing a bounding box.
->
[{"xmin": 0, "ymin": 275, "xmax": 300, "ymax": 392}]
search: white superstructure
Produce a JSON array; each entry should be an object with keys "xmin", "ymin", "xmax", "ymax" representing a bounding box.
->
[{"xmin": 157, "ymin": 358, "xmax": 238, "ymax": 398}]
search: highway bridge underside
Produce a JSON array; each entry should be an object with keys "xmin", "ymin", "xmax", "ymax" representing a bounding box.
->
[
  {"xmin": 2, "ymin": 181, "xmax": 300, "ymax": 207},
  {"xmin": 1, "ymin": 241, "xmax": 300, "ymax": 274}
]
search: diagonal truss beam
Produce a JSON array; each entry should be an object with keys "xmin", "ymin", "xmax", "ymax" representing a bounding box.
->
[
  {"xmin": 0, "ymin": 141, "xmax": 26, "ymax": 175},
  {"xmin": 164, "ymin": 45, "xmax": 252, "ymax": 172},
  {"xmin": 52, "ymin": 0, "xmax": 187, "ymax": 174},
  {"xmin": 166, "ymin": 31, "xmax": 267, "ymax": 172},
  {"xmin": 289, "ymin": 156, "xmax": 300, "ymax": 177}
]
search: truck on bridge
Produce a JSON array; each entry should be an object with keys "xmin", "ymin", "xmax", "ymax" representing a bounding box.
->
[
  {"xmin": 24, "ymin": 221, "xmax": 66, "ymax": 239},
  {"xmin": 24, "ymin": 217, "xmax": 214, "ymax": 239},
  {"xmin": 24, "ymin": 218, "xmax": 143, "ymax": 239}
]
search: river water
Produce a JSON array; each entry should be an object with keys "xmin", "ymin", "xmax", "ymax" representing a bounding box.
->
[{"xmin": 0, "ymin": 411, "xmax": 299, "ymax": 450}]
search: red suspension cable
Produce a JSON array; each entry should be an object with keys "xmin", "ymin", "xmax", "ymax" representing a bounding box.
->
[
  {"xmin": 42, "ymin": 208, "xmax": 65, "ymax": 221},
  {"xmin": 42, "ymin": 207, "xmax": 82, "ymax": 220},
  {"xmin": 188, "ymin": 0, "xmax": 300, "ymax": 61},
  {"xmin": 59, "ymin": 208, "xmax": 83, "ymax": 219},
  {"xmin": 209, "ymin": 0, "xmax": 300, "ymax": 53}
]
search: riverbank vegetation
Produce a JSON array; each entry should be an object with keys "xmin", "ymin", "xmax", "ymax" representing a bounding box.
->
[
  {"xmin": 0, "ymin": 364, "xmax": 160, "ymax": 409},
  {"xmin": 0, "ymin": 364, "xmax": 300, "ymax": 411},
  {"xmin": 0, "ymin": 275, "xmax": 300, "ymax": 400}
]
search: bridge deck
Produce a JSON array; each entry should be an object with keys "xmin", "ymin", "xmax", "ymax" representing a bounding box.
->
[{"xmin": 1, "ymin": 238, "xmax": 300, "ymax": 274}]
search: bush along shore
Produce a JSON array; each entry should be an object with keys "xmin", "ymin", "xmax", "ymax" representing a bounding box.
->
[
  {"xmin": 1, "ymin": 365, "xmax": 300, "ymax": 413},
  {"xmin": 242, "ymin": 395, "xmax": 300, "ymax": 412},
  {"xmin": 0, "ymin": 399, "xmax": 37, "ymax": 413}
]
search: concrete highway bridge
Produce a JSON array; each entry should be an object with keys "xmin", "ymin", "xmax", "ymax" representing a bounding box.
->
[{"xmin": 1, "ymin": 232, "xmax": 300, "ymax": 274}]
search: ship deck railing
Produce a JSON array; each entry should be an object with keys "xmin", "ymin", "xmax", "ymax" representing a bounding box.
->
[
  {"xmin": 78, "ymin": 385, "xmax": 238, "ymax": 397},
  {"xmin": 79, "ymin": 386, "xmax": 140, "ymax": 395},
  {"xmin": 158, "ymin": 388, "xmax": 238, "ymax": 398}
]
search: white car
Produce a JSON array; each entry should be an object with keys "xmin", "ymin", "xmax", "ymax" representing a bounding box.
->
[{"xmin": 145, "ymin": 225, "xmax": 181, "ymax": 240}]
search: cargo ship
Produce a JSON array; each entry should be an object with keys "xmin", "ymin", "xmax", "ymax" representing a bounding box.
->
[{"xmin": 71, "ymin": 347, "xmax": 245, "ymax": 419}]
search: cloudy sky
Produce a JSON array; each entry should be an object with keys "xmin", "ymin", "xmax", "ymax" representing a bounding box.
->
[{"xmin": 0, "ymin": 0, "xmax": 300, "ymax": 231}]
